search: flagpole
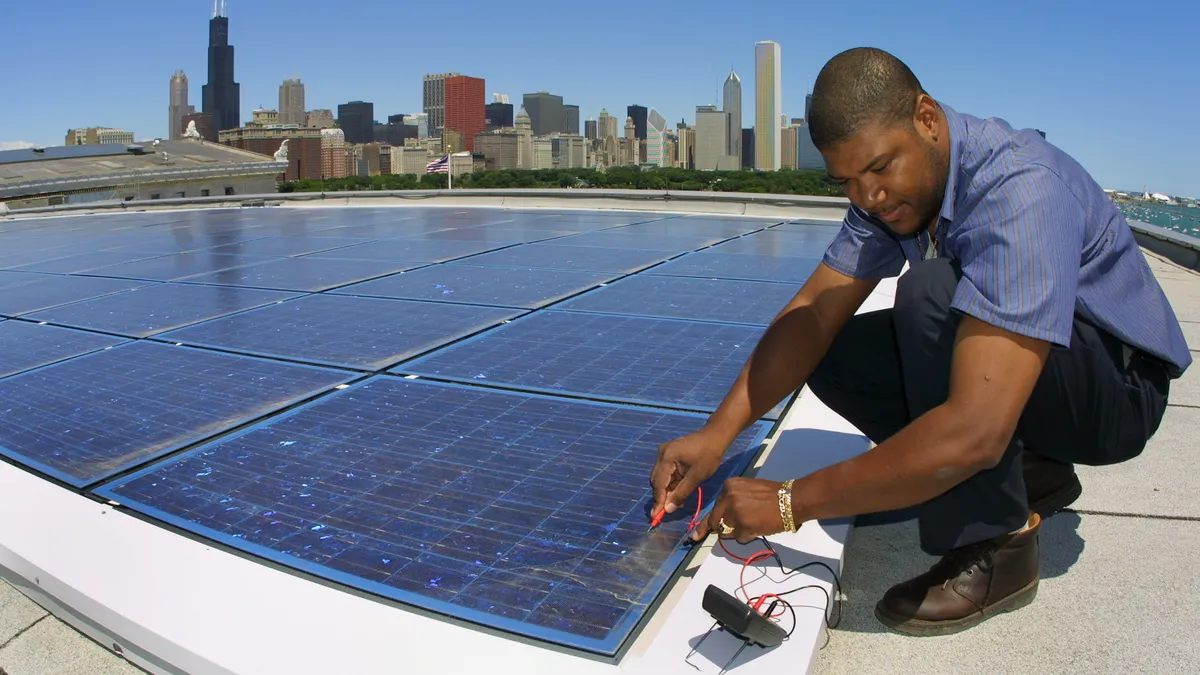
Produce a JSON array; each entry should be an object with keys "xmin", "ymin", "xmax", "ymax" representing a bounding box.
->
[{"xmin": 447, "ymin": 142, "xmax": 452, "ymax": 191}]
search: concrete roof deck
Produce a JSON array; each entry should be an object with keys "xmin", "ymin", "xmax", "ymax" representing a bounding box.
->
[{"xmin": 0, "ymin": 193, "xmax": 1197, "ymax": 674}]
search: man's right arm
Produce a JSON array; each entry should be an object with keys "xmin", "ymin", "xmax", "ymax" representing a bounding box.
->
[
  {"xmin": 650, "ymin": 262, "xmax": 879, "ymax": 515},
  {"xmin": 702, "ymin": 262, "xmax": 880, "ymax": 446}
]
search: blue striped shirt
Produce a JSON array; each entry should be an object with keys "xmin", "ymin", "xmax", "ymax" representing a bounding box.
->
[{"xmin": 823, "ymin": 103, "xmax": 1191, "ymax": 378}]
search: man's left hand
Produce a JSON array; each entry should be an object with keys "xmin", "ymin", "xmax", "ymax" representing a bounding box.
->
[{"xmin": 691, "ymin": 477, "xmax": 789, "ymax": 544}]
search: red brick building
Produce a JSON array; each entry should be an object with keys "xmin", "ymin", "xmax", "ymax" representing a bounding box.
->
[{"xmin": 444, "ymin": 75, "xmax": 485, "ymax": 152}]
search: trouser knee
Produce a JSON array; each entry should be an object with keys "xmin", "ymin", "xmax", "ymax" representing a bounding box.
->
[{"xmin": 893, "ymin": 258, "xmax": 960, "ymax": 333}]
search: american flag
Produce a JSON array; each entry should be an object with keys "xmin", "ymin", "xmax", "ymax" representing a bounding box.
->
[{"xmin": 425, "ymin": 155, "xmax": 449, "ymax": 174}]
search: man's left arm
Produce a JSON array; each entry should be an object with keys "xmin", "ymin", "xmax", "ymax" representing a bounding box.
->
[{"xmin": 695, "ymin": 164, "xmax": 1085, "ymax": 541}]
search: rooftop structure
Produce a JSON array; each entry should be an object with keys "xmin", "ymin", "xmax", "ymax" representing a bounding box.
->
[{"xmin": 0, "ymin": 192, "xmax": 1197, "ymax": 675}]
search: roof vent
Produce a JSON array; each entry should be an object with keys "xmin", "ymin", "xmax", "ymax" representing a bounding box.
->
[{"xmin": 126, "ymin": 145, "xmax": 147, "ymax": 155}]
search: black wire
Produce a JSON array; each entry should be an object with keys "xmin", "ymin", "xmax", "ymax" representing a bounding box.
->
[{"xmin": 755, "ymin": 536, "xmax": 843, "ymax": 635}]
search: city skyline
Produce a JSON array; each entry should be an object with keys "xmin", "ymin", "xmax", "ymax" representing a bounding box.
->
[{"xmin": 0, "ymin": 0, "xmax": 1195, "ymax": 196}]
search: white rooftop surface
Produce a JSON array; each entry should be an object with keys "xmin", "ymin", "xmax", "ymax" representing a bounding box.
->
[{"xmin": 0, "ymin": 200, "xmax": 1197, "ymax": 674}]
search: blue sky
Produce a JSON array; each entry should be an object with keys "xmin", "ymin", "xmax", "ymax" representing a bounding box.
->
[{"xmin": 0, "ymin": 0, "xmax": 1194, "ymax": 196}]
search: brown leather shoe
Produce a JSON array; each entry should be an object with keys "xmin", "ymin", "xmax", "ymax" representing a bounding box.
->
[
  {"xmin": 875, "ymin": 512, "xmax": 1041, "ymax": 636},
  {"xmin": 1023, "ymin": 449, "xmax": 1082, "ymax": 517}
]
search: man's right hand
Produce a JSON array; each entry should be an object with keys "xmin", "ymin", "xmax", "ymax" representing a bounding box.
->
[{"xmin": 649, "ymin": 429, "xmax": 728, "ymax": 520}]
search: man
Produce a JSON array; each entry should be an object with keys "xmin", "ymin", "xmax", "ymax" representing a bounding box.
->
[{"xmin": 649, "ymin": 46, "xmax": 1189, "ymax": 636}]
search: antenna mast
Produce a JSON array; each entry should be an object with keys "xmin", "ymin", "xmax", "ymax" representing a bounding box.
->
[
  {"xmin": 221, "ymin": 0, "xmax": 228, "ymax": 16},
  {"xmin": 212, "ymin": 0, "xmax": 218, "ymax": 17}
]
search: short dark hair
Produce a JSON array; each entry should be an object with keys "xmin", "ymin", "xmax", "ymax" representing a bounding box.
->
[{"xmin": 808, "ymin": 47, "xmax": 927, "ymax": 151}]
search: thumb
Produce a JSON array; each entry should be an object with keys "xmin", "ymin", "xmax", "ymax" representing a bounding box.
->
[{"xmin": 663, "ymin": 471, "xmax": 701, "ymax": 515}]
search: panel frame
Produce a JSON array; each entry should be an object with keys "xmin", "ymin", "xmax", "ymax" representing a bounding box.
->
[{"xmin": 93, "ymin": 375, "xmax": 772, "ymax": 657}]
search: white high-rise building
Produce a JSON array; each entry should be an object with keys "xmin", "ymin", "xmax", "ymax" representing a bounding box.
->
[
  {"xmin": 754, "ymin": 40, "xmax": 782, "ymax": 171},
  {"xmin": 723, "ymin": 70, "xmax": 742, "ymax": 163},
  {"xmin": 694, "ymin": 105, "xmax": 738, "ymax": 171},
  {"xmin": 279, "ymin": 79, "xmax": 306, "ymax": 127}
]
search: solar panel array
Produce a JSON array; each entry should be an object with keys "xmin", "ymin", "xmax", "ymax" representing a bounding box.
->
[{"xmin": 0, "ymin": 206, "xmax": 838, "ymax": 656}]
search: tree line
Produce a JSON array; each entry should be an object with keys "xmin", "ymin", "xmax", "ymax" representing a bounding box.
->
[{"xmin": 277, "ymin": 167, "xmax": 842, "ymax": 197}]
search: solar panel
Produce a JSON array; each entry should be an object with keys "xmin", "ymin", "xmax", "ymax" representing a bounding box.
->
[
  {"xmin": 399, "ymin": 311, "xmax": 785, "ymax": 418},
  {"xmin": 0, "ymin": 275, "xmax": 154, "ymax": 317},
  {"xmin": 556, "ymin": 275, "xmax": 798, "ymax": 326},
  {"xmin": 86, "ymin": 252, "xmax": 270, "ymax": 281},
  {"xmin": 0, "ymin": 321, "xmax": 128, "ymax": 379},
  {"xmin": 331, "ymin": 264, "xmax": 617, "ymax": 309},
  {"xmin": 612, "ymin": 218, "xmax": 772, "ymax": 238},
  {"xmin": 26, "ymin": 283, "xmax": 298, "ymax": 337},
  {"xmin": 9, "ymin": 250, "xmax": 168, "ymax": 274},
  {"xmin": 305, "ymin": 239, "xmax": 512, "ymax": 263},
  {"xmin": 0, "ymin": 271, "xmax": 45, "ymax": 289},
  {"xmin": 458, "ymin": 244, "xmax": 675, "ymax": 274},
  {"xmin": 201, "ymin": 236, "xmax": 372, "ymax": 257},
  {"xmin": 400, "ymin": 227, "xmax": 576, "ymax": 244},
  {"xmin": 180, "ymin": 257, "xmax": 420, "ymax": 292},
  {"xmin": 96, "ymin": 377, "xmax": 770, "ymax": 655},
  {"xmin": 709, "ymin": 232, "xmax": 833, "ymax": 257},
  {"xmin": 0, "ymin": 247, "xmax": 92, "ymax": 269},
  {"xmin": 159, "ymin": 294, "xmax": 523, "ymax": 370},
  {"xmin": 650, "ymin": 251, "xmax": 823, "ymax": 284},
  {"xmin": 0, "ymin": 341, "xmax": 353, "ymax": 487},
  {"xmin": 550, "ymin": 231, "xmax": 725, "ymax": 251}
]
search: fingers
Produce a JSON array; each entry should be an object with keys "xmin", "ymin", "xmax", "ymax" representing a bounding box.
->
[
  {"xmin": 692, "ymin": 490, "xmax": 729, "ymax": 541},
  {"xmin": 649, "ymin": 458, "xmax": 673, "ymax": 518},
  {"xmin": 664, "ymin": 471, "xmax": 702, "ymax": 515}
]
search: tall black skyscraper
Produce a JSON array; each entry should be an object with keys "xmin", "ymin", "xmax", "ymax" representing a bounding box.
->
[
  {"xmin": 627, "ymin": 105, "xmax": 648, "ymax": 141},
  {"xmin": 202, "ymin": 1, "xmax": 240, "ymax": 132},
  {"xmin": 338, "ymin": 101, "xmax": 374, "ymax": 144}
]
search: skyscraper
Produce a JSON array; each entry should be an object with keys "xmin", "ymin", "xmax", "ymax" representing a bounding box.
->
[
  {"xmin": 754, "ymin": 40, "xmax": 782, "ymax": 171},
  {"xmin": 202, "ymin": 0, "xmax": 240, "ymax": 133},
  {"xmin": 626, "ymin": 105, "xmax": 648, "ymax": 140},
  {"xmin": 522, "ymin": 92, "xmax": 565, "ymax": 137},
  {"xmin": 279, "ymin": 79, "xmax": 305, "ymax": 126},
  {"xmin": 563, "ymin": 105, "xmax": 580, "ymax": 136},
  {"xmin": 337, "ymin": 101, "xmax": 374, "ymax": 145},
  {"xmin": 169, "ymin": 71, "xmax": 193, "ymax": 140},
  {"xmin": 444, "ymin": 75, "xmax": 485, "ymax": 152},
  {"xmin": 485, "ymin": 102, "xmax": 514, "ymax": 129},
  {"xmin": 645, "ymin": 108, "xmax": 668, "ymax": 167},
  {"xmin": 423, "ymin": 73, "xmax": 459, "ymax": 138},
  {"xmin": 723, "ymin": 70, "xmax": 742, "ymax": 164}
]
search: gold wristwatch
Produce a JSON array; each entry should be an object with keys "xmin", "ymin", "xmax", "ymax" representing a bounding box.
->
[{"xmin": 778, "ymin": 479, "xmax": 797, "ymax": 532}]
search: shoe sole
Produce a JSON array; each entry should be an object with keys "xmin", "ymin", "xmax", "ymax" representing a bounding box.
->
[
  {"xmin": 1029, "ymin": 475, "xmax": 1083, "ymax": 518},
  {"xmin": 873, "ymin": 578, "xmax": 1039, "ymax": 637}
]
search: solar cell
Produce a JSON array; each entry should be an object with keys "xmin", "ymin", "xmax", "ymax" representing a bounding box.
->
[
  {"xmin": 26, "ymin": 283, "xmax": 298, "ymax": 337},
  {"xmin": 399, "ymin": 227, "xmax": 576, "ymax": 244},
  {"xmin": 399, "ymin": 311, "xmax": 784, "ymax": 418},
  {"xmin": 0, "ymin": 271, "xmax": 46, "ymax": 289},
  {"xmin": 458, "ymin": 244, "xmax": 675, "ymax": 274},
  {"xmin": 305, "ymin": 239, "xmax": 511, "ymax": 263},
  {"xmin": 160, "ymin": 294, "xmax": 523, "ymax": 370},
  {"xmin": 557, "ymin": 275, "xmax": 798, "ymax": 326},
  {"xmin": 612, "ymin": 218, "xmax": 772, "ymax": 238},
  {"xmin": 180, "ymin": 257, "xmax": 420, "ymax": 292},
  {"xmin": 331, "ymin": 264, "xmax": 616, "ymax": 309},
  {"xmin": 0, "ymin": 321, "xmax": 127, "ymax": 379},
  {"xmin": 85, "ymin": 252, "xmax": 269, "ymax": 281},
  {"xmin": 0, "ymin": 275, "xmax": 154, "ymax": 317},
  {"xmin": 650, "ymin": 251, "xmax": 822, "ymax": 284},
  {"xmin": 201, "ymin": 236, "xmax": 372, "ymax": 257},
  {"xmin": 0, "ymin": 341, "xmax": 352, "ymax": 487},
  {"xmin": 97, "ymin": 377, "xmax": 770, "ymax": 655}
]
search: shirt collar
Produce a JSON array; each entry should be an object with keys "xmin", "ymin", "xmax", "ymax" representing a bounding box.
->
[{"xmin": 937, "ymin": 102, "xmax": 968, "ymax": 223}]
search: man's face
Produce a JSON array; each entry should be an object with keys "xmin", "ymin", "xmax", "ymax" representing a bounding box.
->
[{"xmin": 822, "ymin": 103, "xmax": 949, "ymax": 237}]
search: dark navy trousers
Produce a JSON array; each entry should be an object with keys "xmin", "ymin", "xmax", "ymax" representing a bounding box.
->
[{"xmin": 806, "ymin": 258, "xmax": 1171, "ymax": 555}]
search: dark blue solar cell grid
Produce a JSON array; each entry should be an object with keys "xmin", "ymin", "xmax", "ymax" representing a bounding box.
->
[
  {"xmin": 86, "ymin": 252, "xmax": 270, "ymax": 281},
  {"xmin": 457, "ymin": 244, "xmax": 675, "ymax": 274},
  {"xmin": 202, "ymin": 236, "xmax": 373, "ymax": 257},
  {"xmin": 773, "ymin": 220, "xmax": 843, "ymax": 235},
  {"xmin": 10, "ymin": 250, "xmax": 168, "ymax": 274},
  {"xmin": 0, "ymin": 275, "xmax": 155, "ymax": 317},
  {"xmin": 557, "ymin": 275, "xmax": 798, "ymax": 326},
  {"xmin": 159, "ymin": 294, "xmax": 523, "ymax": 370},
  {"xmin": 180, "ymin": 257, "xmax": 420, "ymax": 292},
  {"xmin": 551, "ymin": 231, "xmax": 725, "ymax": 251},
  {"xmin": 332, "ymin": 264, "xmax": 617, "ymax": 309},
  {"xmin": 0, "ymin": 321, "xmax": 128, "ymax": 379},
  {"xmin": 96, "ymin": 377, "xmax": 770, "ymax": 655},
  {"xmin": 0, "ymin": 271, "xmax": 46, "ymax": 290},
  {"xmin": 399, "ymin": 311, "xmax": 785, "ymax": 419},
  {"xmin": 650, "ymin": 251, "xmax": 823, "ymax": 284},
  {"xmin": 400, "ymin": 228, "xmax": 576, "ymax": 245},
  {"xmin": 26, "ymin": 283, "xmax": 298, "ymax": 337},
  {"xmin": 0, "ymin": 341, "xmax": 353, "ymax": 487},
  {"xmin": 709, "ymin": 232, "xmax": 833, "ymax": 257},
  {"xmin": 0, "ymin": 247, "xmax": 92, "ymax": 269},
  {"xmin": 305, "ymin": 239, "xmax": 511, "ymax": 263}
]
